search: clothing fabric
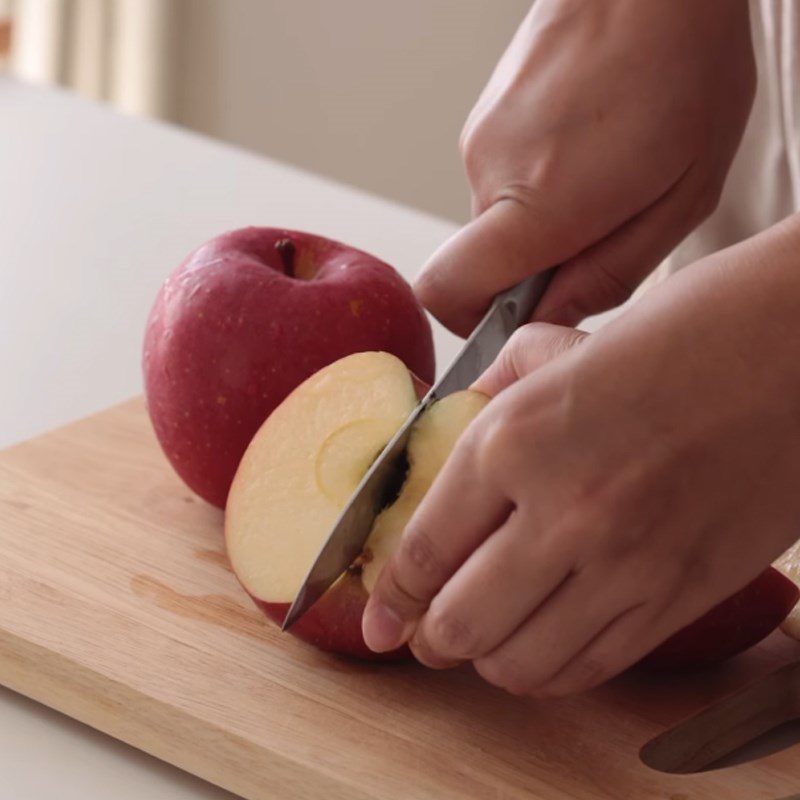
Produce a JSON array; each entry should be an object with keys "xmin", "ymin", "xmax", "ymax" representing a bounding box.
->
[{"xmin": 659, "ymin": 0, "xmax": 800, "ymax": 277}]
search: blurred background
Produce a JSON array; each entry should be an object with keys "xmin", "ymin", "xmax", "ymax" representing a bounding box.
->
[{"xmin": 0, "ymin": 0, "xmax": 530, "ymax": 221}]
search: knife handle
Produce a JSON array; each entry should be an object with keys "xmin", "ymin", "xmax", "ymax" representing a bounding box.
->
[
  {"xmin": 431, "ymin": 268, "xmax": 556, "ymax": 399},
  {"xmin": 493, "ymin": 269, "xmax": 555, "ymax": 337}
]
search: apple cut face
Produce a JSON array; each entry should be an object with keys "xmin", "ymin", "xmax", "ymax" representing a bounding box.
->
[
  {"xmin": 361, "ymin": 391, "xmax": 489, "ymax": 593},
  {"xmin": 226, "ymin": 351, "xmax": 417, "ymax": 606},
  {"xmin": 225, "ymin": 350, "xmax": 488, "ymax": 659}
]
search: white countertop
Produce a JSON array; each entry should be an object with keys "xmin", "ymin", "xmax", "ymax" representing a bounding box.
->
[{"xmin": 1, "ymin": 77, "xmax": 467, "ymax": 800}]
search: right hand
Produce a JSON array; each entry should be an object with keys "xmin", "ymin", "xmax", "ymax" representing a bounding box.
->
[
  {"xmin": 415, "ymin": 0, "xmax": 756, "ymax": 336},
  {"xmin": 366, "ymin": 213, "xmax": 800, "ymax": 695}
]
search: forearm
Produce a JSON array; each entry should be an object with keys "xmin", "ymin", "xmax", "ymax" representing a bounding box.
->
[{"xmin": 574, "ymin": 213, "xmax": 800, "ymax": 442}]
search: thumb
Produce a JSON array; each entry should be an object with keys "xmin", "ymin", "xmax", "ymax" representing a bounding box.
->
[
  {"xmin": 414, "ymin": 195, "xmax": 588, "ymax": 338},
  {"xmin": 472, "ymin": 322, "xmax": 588, "ymax": 397}
]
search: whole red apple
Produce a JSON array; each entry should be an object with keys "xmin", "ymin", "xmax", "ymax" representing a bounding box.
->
[{"xmin": 143, "ymin": 227, "xmax": 435, "ymax": 508}]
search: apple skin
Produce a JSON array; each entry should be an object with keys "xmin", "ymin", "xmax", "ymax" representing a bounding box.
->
[
  {"xmin": 224, "ymin": 344, "xmax": 795, "ymax": 669},
  {"xmin": 637, "ymin": 566, "xmax": 799, "ymax": 672},
  {"xmin": 258, "ymin": 574, "xmax": 410, "ymax": 661},
  {"xmin": 260, "ymin": 565, "xmax": 797, "ymax": 666},
  {"xmin": 143, "ymin": 227, "xmax": 435, "ymax": 508}
]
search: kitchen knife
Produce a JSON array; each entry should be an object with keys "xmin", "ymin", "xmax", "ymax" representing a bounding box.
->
[{"xmin": 282, "ymin": 269, "xmax": 554, "ymax": 631}]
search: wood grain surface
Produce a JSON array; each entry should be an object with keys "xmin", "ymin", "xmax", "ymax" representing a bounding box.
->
[{"xmin": 1, "ymin": 398, "xmax": 800, "ymax": 799}]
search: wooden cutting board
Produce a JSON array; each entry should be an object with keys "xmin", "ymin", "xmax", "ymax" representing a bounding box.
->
[{"xmin": 2, "ymin": 399, "xmax": 800, "ymax": 799}]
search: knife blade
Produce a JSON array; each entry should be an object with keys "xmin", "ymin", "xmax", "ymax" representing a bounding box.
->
[{"xmin": 282, "ymin": 269, "xmax": 554, "ymax": 631}]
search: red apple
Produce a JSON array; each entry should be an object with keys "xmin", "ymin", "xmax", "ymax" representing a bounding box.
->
[
  {"xmin": 225, "ymin": 351, "xmax": 488, "ymax": 659},
  {"xmin": 143, "ymin": 227, "xmax": 435, "ymax": 508},
  {"xmin": 225, "ymin": 350, "xmax": 798, "ymax": 669},
  {"xmin": 637, "ymin": 566, "xmax": 799, "ymax": 671}
]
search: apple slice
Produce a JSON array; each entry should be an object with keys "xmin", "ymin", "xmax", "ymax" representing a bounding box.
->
[
  {"xmin": 225, "ymin": 350, "xmax": 487, "ymax": 658},
  {"xmin": 361, "ymin": 391, "xmax": 489, "ymax": 593}
]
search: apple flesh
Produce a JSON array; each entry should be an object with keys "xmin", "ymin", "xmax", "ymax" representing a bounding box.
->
[
  {"xmin": 361, "ymin": 391, "xmax": 490, "ymax": 593},
  {"xmin": 225, "ymin": 350, "xmax": 487, "ymax": 658},
  {"xmin": 143, "ymin": 227, "xmax": 435, "ymax": 508}
]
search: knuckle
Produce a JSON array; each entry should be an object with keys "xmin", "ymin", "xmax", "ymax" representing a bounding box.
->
[
  {"xmin": 475, "ymin": 416, "xmax": 517, "ymax": 476},
  {"xmin": 504, "ymin": 324, "xmax": 530, "ymax": 349},
  {"xmin": 542, "ymin": 493, "xmax": 608, "ymax": 559},
  {"xmin": 494, "ymin": 181, "xmax": 544, "ymax": 216},
  {"xmin": 458, "ymin": 123, "xmax": 474, "ymax": 164},
  {"xmin": 459, "ymin": 122, "xmax": 485, "ymax": 187},
  {"xmin": 566, "ymin": 251, "xmax": 636, "ymax": 317},
  {"xmin": 409, "ymin": 636, "xmax": 456, "ymax": 669},
  {"xmin": 597, "ymin": 524, "xmax": 646, "ymax": 561},
  {"xmin": 412, "ymin": 267, "xmax": 442, "ymax": 311},
  {"xmin": 378, "ymin": 562, "xmax": 426, "ymax": 611},
  {"xmin": 690, "ymin": 184, "xmax": 723, "ymax": 226},
  {"xmin": 425, "ymin": 606, "xmax": 477, "ymax": 659},
  {"xmin": 475, "ymin": 654, "xmax": 535, "ymax": 696},
  {"xmin": 547, "ymin": 654, "xmax": 611, "ymax": 696},
  {"xmin": 503, "ymin": 324, "xmax": 536, "ymax": 358},
  {"xmin": 517, "ymin": 143, "xmax": 565, "ymax": 196},
  {"xmin": 511, "ymin": 322, "xmax": 586, "ymax": 365},
  {"xmin": 399, "ymin": 524, "xmax": 445, "ymax": 580},
  {"xmin": 591, "ymin": 259, "xmax": 636, "ymax": 310}
]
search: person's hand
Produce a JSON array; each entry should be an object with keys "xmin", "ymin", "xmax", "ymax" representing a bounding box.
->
[
  {"xmin": 416, "ymin": 0, "xmax": 756, "ymax": 336},
  {"xmin": 363, "ymin": 215, "xmax": 800, "ymax": 696}
]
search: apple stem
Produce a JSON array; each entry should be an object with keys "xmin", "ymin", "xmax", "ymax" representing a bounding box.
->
[{"xmin": 275, "ymin": 238, "xmax": 296, "ymax": 278}]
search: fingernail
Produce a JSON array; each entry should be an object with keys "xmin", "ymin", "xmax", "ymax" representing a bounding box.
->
[{"xmin": 362, "ymin": 603, "xmax": 407, "ymax": 652}]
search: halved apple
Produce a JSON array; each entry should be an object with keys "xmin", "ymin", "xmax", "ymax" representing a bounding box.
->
[{"xmin": 225, "ymin": 351, "xmax": 488, "ymax": 658}]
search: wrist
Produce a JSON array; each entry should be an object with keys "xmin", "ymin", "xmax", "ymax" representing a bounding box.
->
[{"xmin": 571, "ymin": 213, "xmax": 800, "ymax": 443}]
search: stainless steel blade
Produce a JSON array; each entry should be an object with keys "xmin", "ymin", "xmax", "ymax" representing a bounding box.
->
[
  {"xmin": 281, "ymin": 403, "xmax": 427, "ymax": 631},
  {"xmin": 282, "ymin": 269, "xmax": 553, "ymax": 630},
  {"xmin": 428, "ymin": 271, "xmax": 554, "ymax": 401}
]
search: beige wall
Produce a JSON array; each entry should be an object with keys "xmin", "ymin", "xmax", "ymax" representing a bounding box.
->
[{"xmin": 173, "ymin": 1, "xmax": 530, "ymax": 222}]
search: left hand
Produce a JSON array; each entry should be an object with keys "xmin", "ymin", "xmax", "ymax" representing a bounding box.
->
[{"xmin": 362, "ymin": 216, "xmax": 800, "ymax": 696}]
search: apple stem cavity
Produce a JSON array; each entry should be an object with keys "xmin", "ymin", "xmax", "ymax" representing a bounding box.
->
[{"xmin": 275, "ymin": 238, "xmax": 297, "ymax": 278}]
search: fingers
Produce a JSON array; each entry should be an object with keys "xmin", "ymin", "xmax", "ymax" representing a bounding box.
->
[
  {"xmin": 408, "ymin": 506, "xmax": 573, "ymax": 667},
  {"xmin": 533, "ymin": 604, "xmax": 658, "ymax": 697},
  {"xmin": 418, "ymin": 160, "xmax": 711, "ymax": 336},
  {"xmin": 472, "ymin": 322, "xmax": 588, "ymax": 397},
  {"xmin": 533, "ymin": 164, "xmax": 711, "ymax": 326},
  {"xmin": 414, "ymin": 193, "xmax": 591, "ymax": 338},
  {"xmin": 472, "ymin": 565, "xmax": 657, "ymax": 697},
  {"xmin": 362, "ymin": 431, "xmax": 512, "ymax": 652}
]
